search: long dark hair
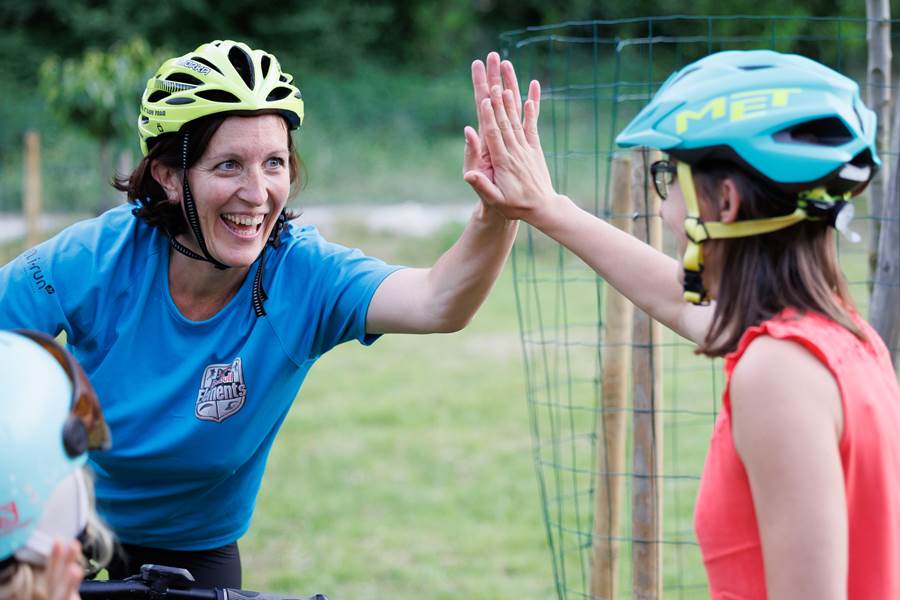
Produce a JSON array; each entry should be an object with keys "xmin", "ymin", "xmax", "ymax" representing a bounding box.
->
[
  {"xmin": 114, "ymin": 113, "xmax": 303, "ymax": 238},
  {"xmin": 691, "ymin": 161, "xmax": 864, "ymax": 358}
]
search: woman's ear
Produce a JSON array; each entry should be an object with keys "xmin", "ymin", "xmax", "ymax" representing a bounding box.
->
[
  {"xmin": 718, "ymin": 178, "xmax": 742, "ymax": 224},
  {"xmin": 150, "ymin": 161, "xmax": 182, "ymax": 203}
]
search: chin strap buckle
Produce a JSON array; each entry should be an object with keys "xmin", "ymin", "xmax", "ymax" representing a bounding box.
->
[
  {"xmin": 682, "ymin": 268, "xmax": 708, "ymax": 305},
  {"xmin": 798, "ymin": 188, "xmax": 860, "ymax": 243}
]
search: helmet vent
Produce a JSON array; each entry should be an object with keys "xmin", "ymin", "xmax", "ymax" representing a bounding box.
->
[
  {"xmin": 167, "ymin": 72, "xmax": 204, "ymax": 87},
  {"xmin": 773, "ymin": 117, "xmax": 853, "ymax": 147},
  {"xmin": 261, "ymin": 55, "xmax": 271, "ymax": 78},
  {"xmin": 195, "ymin": 89, "xmax": 241, "ymax": 103},
  {"xmin": 852, "ymin": 104, "xmax": 864, "ymax": 130},
  {"xmin": 166, "ymin": 97, "xmax": 195, "ymax": 105},
  {"xmin": 190, "ymin": 56, "xmax": 222, "ymax": 75},
  {"xmin": 228, "ymin": 45, "xmax": 255, "ymax": 90},
  {"xmin": 279, "ymin": 74, "xmax": 289, "ymax": 83},
  {"xmin": 738, "ymin": 65, "xmax": 773, "ymax": 71},
  {"xmin": 266, "ymin": 86, "xmax": 294, "ymax": 102},
  {"xmin": 147, "ymin": 90, "xmax": 170, "ymax": 103},
  {"xmin": 669, "ymin": 66, "xmax": 699, "ymax": 86}
]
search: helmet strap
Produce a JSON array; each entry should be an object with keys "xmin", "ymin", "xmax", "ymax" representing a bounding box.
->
[
  {"xmin": 676, "ymin": 163, "xmax": 850, "ymax": 304},
  {"xmin": 173, "ymin": 132, "xmax": 230, "ymax": 271},
  {"xmin": 250, "ymin": 210, "xmax": 288, "ymax": 317},
  {"xmin": 678, "ymin": 162, "xmax": 710, "ymax": 305}
]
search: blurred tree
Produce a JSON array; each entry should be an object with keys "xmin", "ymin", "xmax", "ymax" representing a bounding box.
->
[{"xmin": 38, "ymin": 37, "xmax": 169, "ymax": 210}]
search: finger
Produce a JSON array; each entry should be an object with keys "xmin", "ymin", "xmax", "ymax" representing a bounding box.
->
[
  {"xmin": 471, "ymin": 60, "xmax": 489, "ymax": 132},
  {"xmin": 46, "ymin": 542, "xmax": 67, "ymax": 600},
  {"xmin": 480, "ymin": 97, "xmax": 508, "ymax": 167},
  {"xmin": 48, "ymin": 540, "xmax": 64, "ymax": 573},
  {"xmin": 66, "ymin": 563, "xmax": 82, "ymax": 599},
  {"xmin": 491, "ymin": 86, "xmax": 518, "ymax": 151},
  {"xmin": 463, "ymin": 125, "xmax": 482, "ymax": 173},
  {"xmin": 62, "ymin": 541, "xmax": 83, "ymax": 600},
  {"xmin": 527, "ymin": 80, "xmax": 541, "ymax": 121},
  {"xmin": 464, "ymin": 170, "xmax": 505, "ymax": 206},
  {"xmin": 486, "ymin": 52, "xmax": 502, "ymax": 97},
  {"xmin": 523, "ymin": 99, "xmax": 541, "ymax": 147},
  {"xmin": 503, "ymin": 89, "xmax": 527, "ymax": 147},
  {"xmin": 500, "ymin": 60, "xmax": 522, "ymax": 116},
  {"xmin": 471, "ymin": 61, "xmax": 488, "ymax": 108}
]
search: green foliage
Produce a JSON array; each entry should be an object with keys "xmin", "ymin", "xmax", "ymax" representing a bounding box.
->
[{"xmin": 38, "ymin": 37, "xmax": 169, "ymax": 149}]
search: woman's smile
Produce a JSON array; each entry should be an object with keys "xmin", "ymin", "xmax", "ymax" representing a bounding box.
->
[{"xmin": 220, "ymin": 212, "xmax": 268, "ymax": 238}]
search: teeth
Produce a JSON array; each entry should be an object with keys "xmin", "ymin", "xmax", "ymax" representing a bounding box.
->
[{"xmin": 222, "ymin": 213, "xmax": 265, "ymax": 227}]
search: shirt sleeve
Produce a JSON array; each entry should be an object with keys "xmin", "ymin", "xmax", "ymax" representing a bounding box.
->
[
  {"xmin": 271, "ymin": 224, "xmax": 404, "ymax": 361},
  {"xmin": 0, "ymin": 220, "xmax": 110, "ymax": 344}
]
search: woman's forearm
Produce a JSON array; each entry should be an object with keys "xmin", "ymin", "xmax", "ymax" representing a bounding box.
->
[
  {"xmin": 365, "ymin": 203, "xmax": 517, "ymax": 335},
  {"xmin": 534, "ymin": 195, "xmax": 710, "ymax": 343},
  {"xmin": 423, "ymin": 203, "xmax": 518, "ymax": 331}
]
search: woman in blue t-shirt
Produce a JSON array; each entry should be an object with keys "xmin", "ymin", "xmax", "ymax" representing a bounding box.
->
[{"xmin": 0, "ymin": 41, "xmax": 535, "ymax": 586}]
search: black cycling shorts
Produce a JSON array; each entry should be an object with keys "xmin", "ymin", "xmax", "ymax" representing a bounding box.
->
[{"xmin": 104, "ymin": 541, "xmax": 241, "ymax": 588}]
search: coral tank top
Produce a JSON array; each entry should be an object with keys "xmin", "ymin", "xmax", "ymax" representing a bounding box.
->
[{"xmin": 694, "ymin": 309, "xmax": 900, "ymax": 599}]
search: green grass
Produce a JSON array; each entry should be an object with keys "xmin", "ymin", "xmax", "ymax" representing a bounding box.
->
[{"xmin": 241, "ymin": 253, "xmax": 555, "ymax": 599}]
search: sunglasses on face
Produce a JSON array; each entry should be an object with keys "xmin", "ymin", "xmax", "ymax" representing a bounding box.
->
[
  {"xmin": 14, "ymin": 330, "xmax": 111, "ymax": 457},
  {"xmin": 650, "ymin": 160, "xmax": 678, "ymax": 200}
]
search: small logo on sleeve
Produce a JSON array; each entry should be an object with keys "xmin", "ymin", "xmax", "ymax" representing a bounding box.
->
[
  {"xmin": 22, "ymin": 249, "xmax": 55, "ymax": 295},
  {"xmin": 195, "ymin": 358, "xmax": 247, "ymax": 423}
]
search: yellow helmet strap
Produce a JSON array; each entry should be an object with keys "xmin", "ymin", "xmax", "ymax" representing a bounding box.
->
[
  {"xmin": 674, "ymin": 163, "xmax": 853, "ymax": 305},
  {"xmin": 677, "ymin": 162, "xmax": 708, "ymax": 304}
]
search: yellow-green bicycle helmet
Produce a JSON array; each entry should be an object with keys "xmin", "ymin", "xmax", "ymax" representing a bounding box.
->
[{"xmin": 138, "ymin": 39, "xmax": 304, "ymax": 155}]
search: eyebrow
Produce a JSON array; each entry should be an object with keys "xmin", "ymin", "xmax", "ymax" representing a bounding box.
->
[{"xmin": 204, "ymin": 147, "xmax": 290, "ymax": 161}]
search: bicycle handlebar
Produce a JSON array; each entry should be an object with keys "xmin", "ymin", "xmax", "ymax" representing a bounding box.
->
[
  {"xmin": 79, "ymin": 580, "xmax": 326, "ymax": 600},
  {"xmin": 78, "ymin": 564, "xmax": 326, "ymax": 600}
]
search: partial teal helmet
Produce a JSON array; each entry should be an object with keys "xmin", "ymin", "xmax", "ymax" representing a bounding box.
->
[
  {"xmin": 616, "ymin": 50, "xmax": 879, "ymax": 196},
  {"xmin": 0, "ymin": 331, "xmax": 110, "ymax": 561}
]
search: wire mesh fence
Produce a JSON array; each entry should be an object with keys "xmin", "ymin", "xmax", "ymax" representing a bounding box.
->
[{"xmin": 501, "ymin": 15, "xmax": 900, "ymax": 600}]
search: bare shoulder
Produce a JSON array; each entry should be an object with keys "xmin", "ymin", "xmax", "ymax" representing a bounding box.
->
[{"xmin": 730, "ymin": 335, "xmax": 842, "ymax": 453}]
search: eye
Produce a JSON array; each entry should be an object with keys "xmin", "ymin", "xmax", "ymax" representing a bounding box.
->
[
  {"xmin": 265, "ymin": 157, "xmax": 286, "ymax": 169},
  {"xmin": 216, "ymin": 159, "xmax": 239, "ymax": 172}
]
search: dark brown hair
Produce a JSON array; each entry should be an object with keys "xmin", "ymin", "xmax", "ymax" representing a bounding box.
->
[
  {"xmin": 691, "ymin": 161, "xmax": 863, "ymax": 358},
  {"xmin": 114, "ymin": 113, "xmax": 304, "ymax": 238}
]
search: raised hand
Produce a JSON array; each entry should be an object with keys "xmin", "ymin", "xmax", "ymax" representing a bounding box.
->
[
  {"xmin": 464, "ymin": 79, "xmax": 556, "ymax": 225},
  {"xmin": 463, "ymin": 53, "xmax": 540, "ymax": 206},
  {"xmin": 46, "ymin": 539, "xmax": 83, "ymax": 600}
]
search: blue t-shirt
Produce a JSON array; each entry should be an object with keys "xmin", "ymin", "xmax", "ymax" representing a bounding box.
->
[{"xmin": 0, "ymin": 204, "xmax": 401, "ymax": 549}]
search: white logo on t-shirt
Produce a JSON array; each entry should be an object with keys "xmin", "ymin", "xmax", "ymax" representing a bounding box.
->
[{"xmin": 195, "ymin": 358, "xmax": 247, "ymax": 423}]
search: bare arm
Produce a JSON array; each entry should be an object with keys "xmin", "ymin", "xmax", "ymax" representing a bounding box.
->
[
  {"xmin": 731, "ymin": 336, "xmax": 846, "ymax": 600},
  {"xmin": 366, "ymin": 204, "xmax": 517, "ymax": 334},
  {"xmin": 465, "ymin": 81, "xmax": 712, "ymax": 343},
  {"xmin": 365, "ymin": 53, "xmax": 535, "ymax": 335}
]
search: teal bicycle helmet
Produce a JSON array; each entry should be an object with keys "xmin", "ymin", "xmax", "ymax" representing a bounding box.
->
[
  {"xmin": 617, "ymin": 49, "xmax": 879, "ymax": 194},
  {"xmin": 0, "ymin": 331, "xmax": 110, "ymax": 562},
  {"xmin": 616, "ymin": 50, "xmax": 879, "ymax": 303}
]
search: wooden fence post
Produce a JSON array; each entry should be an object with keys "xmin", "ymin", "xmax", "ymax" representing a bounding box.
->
[
  {"xmin": 865, "ymin": 0, "xmax": 892, "ymax": 288},
  {"xmin": 23, "ymin": 131, "xmax": 42, "ymax": 248},
  {"xmin": 871, "ymin": 88, "xmax": 900, "ymax": 366},
  {"xmin": 630, "ymin": 148, "xmax": 664, "ymax": 600},
  {"xmin": 590, "ymin": 154, "xmax": 634, "ymax": 599}
]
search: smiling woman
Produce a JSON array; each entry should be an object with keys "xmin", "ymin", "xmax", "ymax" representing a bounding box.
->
[
  {"xmin": 141, "ymin": 114, "xmax": 294, "ymax": 319},
  {"xmin": 0, "ymin": 40, "xmax": 531, "ymax": 589}
]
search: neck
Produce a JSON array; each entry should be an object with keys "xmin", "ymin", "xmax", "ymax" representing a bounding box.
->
[{"xmin": 168, "ymin": 236, "xmax": 250, "ymax": 321}]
